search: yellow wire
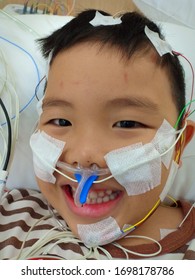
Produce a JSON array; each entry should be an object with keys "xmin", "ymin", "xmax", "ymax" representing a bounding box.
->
[
  {"xmin": 164, "ymin": 195, "xmax": 178, "ymax": 208},
  {"xmin": 123, "ymin": 198, "xmax": 161, "ymax": 233},
  {"xmin": 175, "ymin": 133, "xmax": 184, "ymax": 163}
]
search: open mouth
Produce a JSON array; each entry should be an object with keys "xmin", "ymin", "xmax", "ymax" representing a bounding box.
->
[
  {"xmin": 62, "ymin": 184, "xmax": 123, "ymax": 218},
  {"xmin": 70, "ymin": 185, "xmax": 120, "ymax": 204}
]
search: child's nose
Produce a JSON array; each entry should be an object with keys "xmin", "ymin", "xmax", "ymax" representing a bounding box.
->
[{"xmin": 63, "ymin": 130, "xmax": 106, "ymax": 168}]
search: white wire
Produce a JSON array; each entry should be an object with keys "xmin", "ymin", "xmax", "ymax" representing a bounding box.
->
[
  {"xmin": 67, "ymin": 0, "xmax": 76, "ymax": 16},
  {"xmin": 33, "ymin": 121, "xmax": 187, "ymax": 185},
  {"xmin": 112, "ymin": 235, "xmax": 162, "ymax": 258},
  {"xmin": 0, "ymin": 127, "xmax": 7, "ymax": 170},
  {"xmin": 15, "ymin": 212, "xmax": 162, "ymax": 259},
  {"xmin": 0, "ymin": 9, "xmax": 40, "ymax": 38},
  {"xmin": 0, "ymin": 50, "xmax": 20, "ymax": 171},
  {"xmin": 178, "ymin": 202, "xmax": 195, "ymax": 228},
  {"xmin": 95, "ymin": 121, "xmax": 187, "ymax": 183},
  {"xmin": 13, "ymin": 213, "xmax": 53, "ymax": 260}
]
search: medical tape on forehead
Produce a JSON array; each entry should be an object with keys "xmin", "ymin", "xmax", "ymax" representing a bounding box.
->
[
  {"xmin": 104, "ymin": 120, "xmax": 176, "ymax": 196},
  {"xmin": 144, "ymin": 26, "xmax": 173, "ymax": 56},
  {"xmin": 77, "ymin": 216, "xmax": 124, "ymax": 247},
  {"xmin": 30, "ymin": 130, "xmax": 65, "ymax": 183}
]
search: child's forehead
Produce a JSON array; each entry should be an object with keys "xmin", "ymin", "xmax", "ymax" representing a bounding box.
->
[
  {"xmin": 54, "ymin": 40, "xmax": 157, "ymax": 61},
  {"xmin": 50, "ymin": 42, "xmax": 162, "ymax": 80},
  {"xmin": 45, "ymin": 44, "xmax": 177, "ymax": 123},
  {"xmin": 49, "ymin": 43, "xmax": 166, "ymax": 90}
]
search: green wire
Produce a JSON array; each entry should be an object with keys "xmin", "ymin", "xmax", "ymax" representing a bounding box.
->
[{"xmin": 174, "ymin": 99, "xmax": 195, "ymax": 129}]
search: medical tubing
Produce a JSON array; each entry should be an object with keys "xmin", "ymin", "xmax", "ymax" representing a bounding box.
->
[
  {"xmin": 57, "ymin": 161, "xmax": 109, "ymax": 205},
  {"xmin": 94, "ymin": 121, "xmax": 187, "ymax": 183},
  {"xmin": 122, "ymin": 199, "xmax": 161, "ymax": 233},
  {"xmin": 174, "ymin": 99, "xmax": 195, "ymax": 128},
  {"xmin": 0, "ymin": 36, "xmax": 41, "ymax": 115},
  {"xmin": 0, "ymin": 98, "xmax": 12, "ymax": 170},
  {"xmin": 74, "ymin": 173, "xmax": 98, "ymax": 206},
  {"xmin": 0, "ymin": 9, "xmax": 40, "ymax": 37},
  {"xmin": 33, "ymin": 122, "xmax": 186, "ymax": 187}
]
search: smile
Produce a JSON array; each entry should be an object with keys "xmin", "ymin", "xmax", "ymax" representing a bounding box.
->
[
  {"xmin": 62, "ymin": 184, "xmax": 123, "ymax": 218},
  {"xmin": 71, "ymin": 186, "xmax": 120, "ymax": 204}
]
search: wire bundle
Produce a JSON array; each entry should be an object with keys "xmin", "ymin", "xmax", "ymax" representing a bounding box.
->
[{"xmin": 1, "ymin": 0, "xmax": 76, "ymax": 16}]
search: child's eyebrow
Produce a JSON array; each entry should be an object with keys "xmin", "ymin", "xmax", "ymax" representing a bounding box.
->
[
  {"xmin": 105, "ymin": 97, "xmax": 159, "ymax": 112},
  {"xmin": 42, "ymin": 98, "xmax": 73, "ymax": 109},
  {"xmin": 41, "ymin": 96, "xmax": 159, "ymax": 113}
]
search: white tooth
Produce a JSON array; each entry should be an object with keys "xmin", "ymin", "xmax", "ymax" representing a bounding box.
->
[
  {"xmin": 110, "ymin": 193, "xmax": 116, "ymax": 200},
  {"xmin": 98, "ymin": 191, "xmax": 105, "ymax": 198},
  {"xmin": 106, "ymin": 190, "xmax": 112, "ymax": 195},
  {"xmin": 91, "ymin": 199, "xmax": 97, "ymax": 204},
  {"xmin": 89, "ymin": 191, "xmax": 98, "ymax": 199},
  {"xmin": 97, "ymin": 197, "xmax": 103, "ymax": 204},
  {"xmin": 102, "ymin": 196, "xmax": 109, "ymax": 202}
]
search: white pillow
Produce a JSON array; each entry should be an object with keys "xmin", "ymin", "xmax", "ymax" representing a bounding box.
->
[
  {"xmin": 133, "ymin": 0, "xmax": 195, "ymax": 29},
  {"xmin": 0, "ymin": 14, "xmax": 72, "ymax": 190},
  {"xmin": 0, "ymin": 13, "xmax": 195, "ymax": 201}
]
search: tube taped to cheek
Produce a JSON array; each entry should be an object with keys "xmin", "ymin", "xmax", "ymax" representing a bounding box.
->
[
  {"xmin": 104, "ymin": 120, "xmax": 175, "ymax": 196},
  {"xmin": 36, "ymin": 97, "xmax": 44, "ymax": 117},
  {"xmin": 105, "ymin": 143, "xmax": 161, "ymax": 196},
  {"xmin": 30, "ymin": 131, "xmax": 65, "ymax": 183},
  {"xmin": 152, "ymin": 120, "xmax": 175, "ymax": 168},
  {"xmin": 77, "ymin": 217, "xmax": 123, "ymax": 247}
]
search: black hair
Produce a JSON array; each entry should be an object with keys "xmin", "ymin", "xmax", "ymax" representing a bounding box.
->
[{"xmin": 38, "ymin": 9, "xmax": 185, "ymax": 128}]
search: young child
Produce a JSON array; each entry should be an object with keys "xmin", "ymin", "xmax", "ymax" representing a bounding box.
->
[{"xmin": 0, "ymin": 10, "xmax": 195, "ymax": 260}]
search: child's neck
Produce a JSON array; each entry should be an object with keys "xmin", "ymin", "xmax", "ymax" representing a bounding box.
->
[{"xmin": 118, "ymin": 205, "xmax": 183, "ymax": 247}]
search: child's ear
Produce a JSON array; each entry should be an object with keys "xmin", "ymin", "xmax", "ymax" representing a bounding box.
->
[
  {"xmin": 182, "ymin": 120, "xmax": 195, "ymax": 149},
  {"xmin": 175, "ymin": 120, "xmax": 195, "ymax": 165}
]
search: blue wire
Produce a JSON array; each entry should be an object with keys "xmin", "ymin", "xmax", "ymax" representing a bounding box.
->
[{"xmin": 0, "ymin": 35, "xmax": 41, "ymax": 116}]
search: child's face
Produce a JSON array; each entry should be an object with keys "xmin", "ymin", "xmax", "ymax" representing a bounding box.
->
[{"xmin": 37, "ymin": 43, "xmax": 179, "ymax": 237}]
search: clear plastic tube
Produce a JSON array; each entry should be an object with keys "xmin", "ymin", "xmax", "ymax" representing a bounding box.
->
[{"xmin": 56, "ymin": 161, "xmax": 110, "ymax": 206}]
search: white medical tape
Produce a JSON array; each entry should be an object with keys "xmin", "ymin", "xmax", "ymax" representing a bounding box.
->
[
  {"xmin": 159, "ymin": 160, "xmax": 179, "ymax": 201},
  {"xmin": 104, "ymin": 120, "xmax": 175, "ymax": 196},
  {"xmin": 0, "ymin": 169, "xmax": 8, "ymax": 183},
  {"xmin": 151, "ymin": 119, "xmax": 175, "ymax": 168},
  {"xmin": 36, "ymin": 96, "xmax": 44, "ymax": 117},
  {"xmin": 144, "ymin": 26, "xmax": 173, "ymax": 57},
  {"xmin": 89, "ymin": 11, "xmax": 122, "ymax": 27},
  {"xmin": 105, "ymin": 142, "xmax": 161, "ymax": 196},
  {"xmin": 77, "ymin": 216, "xmax": 123, "ymax": 247},
  {"xmin": 30, "ymin": 130, "xmax": 65, "ymax": 183},
  {"xmin": 0, "ymin": 170, "xmax": 8, "ymax": 198}
]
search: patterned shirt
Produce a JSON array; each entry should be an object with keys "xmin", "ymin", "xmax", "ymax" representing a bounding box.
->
[{"xmin": 0, "ymin": 189, "xmax": 195, "ymax": 260}]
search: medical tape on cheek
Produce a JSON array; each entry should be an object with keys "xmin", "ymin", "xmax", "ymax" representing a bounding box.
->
[
  {"xmin": 105, "ymin": 142, "xmax": 161, "ymax": 196},
  {"xmin": 30, "ymin": 131, "xmax": 65, "ymax": 183},
  {"xmin": 77, "ymin": 216, "xmax": 124, "ymax": 247},
  {"xmin": 159, "ymin": 160, "xmax": 179, "ymax": 201},
  {"xmin": 104, "ymin": 120, "xmax": 176, "ymax": 196},
  {"xmin": 151, "ymin": 119, "xmax": 175, "ymax": 168},
  {"xmin": 36, "ymin": 96, "xmax": 44, "ymax": 117}
]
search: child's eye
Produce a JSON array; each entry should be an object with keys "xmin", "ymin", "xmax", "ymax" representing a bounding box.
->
[
  {"xmin": 50, "ymin": 119, "xmax": 72, "ymax": 127},
  {"xmin": 113, "ymin": 120, "xmax": 145, "ymax": 128}
]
